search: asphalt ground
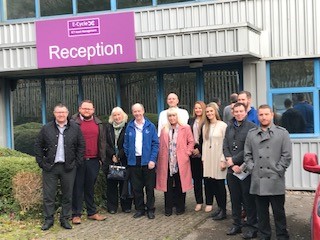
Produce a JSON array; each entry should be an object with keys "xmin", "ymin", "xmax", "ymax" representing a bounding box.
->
[{"xmin": 40, "ymin": 190, "xmax": 314, "ymax": 240}]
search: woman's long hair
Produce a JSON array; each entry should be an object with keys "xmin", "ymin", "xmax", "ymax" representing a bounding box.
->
[
  {"xmin": 192, "ymin": 100, "xmax": 206, "ymax": 131},
  {"xmin": 204, "ymin": 102, "xmax": 221, "ymax": 140}
]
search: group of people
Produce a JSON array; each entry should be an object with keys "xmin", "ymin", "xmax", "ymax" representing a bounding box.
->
[{"xmin": 34, "ymin": 91, "xmax": 292, "ymax": 240}]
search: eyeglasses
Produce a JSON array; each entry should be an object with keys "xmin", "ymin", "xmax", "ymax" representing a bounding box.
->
[
  {"xmin": 54, "ymin": 111, "xmax": 68, "ymax": 114},
  {"xmin": 81, "ymin": 108, "xmax": 94, "ymax": 111}
]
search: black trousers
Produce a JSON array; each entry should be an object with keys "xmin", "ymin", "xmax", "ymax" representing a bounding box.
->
[
  {"xmin": 42, "ymin": 163, "xmax": 76, "ymax": 221},
  {"xmin": 255, "ymin": 194, "xmax": 289, "ymax": 239},
  {"xmin": 128, "ymin": 166, "xmax": 156, "ymax": 212},
  {"xmin": 72, "ymin": 158, "xmax": 100, "ymax": 217},
  {"xmin": 204, "ymin": 177, "xmax": 226, "ymax": 211},
  {"xmin": 164, "ymin": 171, "xmax": 186, "ymax": 213},
  {"xmin": 106, "ymin": 178, "xmax": 132, "ymax": 212},
  {"xmin": 190, "ymin": 157, "xmax": 203, "ymax": 204},
  {"xmin": 227, "ymin": 173, "xmax": 257, "ymax": 228}
]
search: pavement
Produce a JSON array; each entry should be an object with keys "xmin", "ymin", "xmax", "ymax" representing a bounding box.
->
[{"xmin": 40, "ymin": 190, "xmax": 314, "ymax": 240}]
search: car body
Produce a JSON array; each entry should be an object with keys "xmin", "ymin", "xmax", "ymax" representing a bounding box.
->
[{"xmin": 303, "ymin": 153, "xmax": 320, "ymax": 240}]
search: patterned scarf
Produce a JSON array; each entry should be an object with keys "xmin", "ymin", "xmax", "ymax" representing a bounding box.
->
[
  {"xmin": 113, "ymin": 121, "xmax": 126, "ymax": 155},
  {"xmin": 169, "ymin": 126, "xmax": 179, "ymax": 176}
]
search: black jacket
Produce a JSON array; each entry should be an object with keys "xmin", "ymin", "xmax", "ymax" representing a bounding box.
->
[
  {"xmin": 223, "ymin": 118, "xmax": 256, "ymax": 173},
  {"xmin": 104, "ymin": 123, "xmax": 127, "ymax": 172},
  {"xmin": 34, "ymin": 120, "xmax": 85, "ymax": 171}
]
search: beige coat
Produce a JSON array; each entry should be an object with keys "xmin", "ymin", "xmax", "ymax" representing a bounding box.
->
[{"xmin": 201, "ymin": 120, "xmax": 227, "ymax": 179}]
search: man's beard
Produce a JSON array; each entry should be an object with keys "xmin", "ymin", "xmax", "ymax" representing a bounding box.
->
[{"xmin": 81, "ymin": 114, "xmax": 93, "ymax": 120}]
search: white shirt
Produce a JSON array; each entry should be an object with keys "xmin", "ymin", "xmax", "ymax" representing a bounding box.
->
[
  {"xmin": 157, "ymin": 107, "xmax": 189, "ymax": 136},
  {"xmin": 134, "ymin": 119, "xmax": 145, "ymax": 156}
]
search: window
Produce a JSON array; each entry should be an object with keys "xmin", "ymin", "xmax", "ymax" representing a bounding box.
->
[
  {"xmin": 163, "ymin": 72, "xmax": 196, "ymax": 114},
  {"xmin": 158, "ymin": 0, "xmax": 192, "ymax": 4},
  {"xmin": 82, "ymin": 74, "xmax": 117, "ymax": 116},
  {"xmin": 268, "ymin": 59, "xmax": 319, "ymax": 136},
  {"xmin": 40, "ymin": 0, "xmax": 72, "ymax": 17},
  {"xmin": 6, "ymin": 0, "xmax": 35, "ymax": 19},
  {"xmin": 120, "ymin": 72, "xmax": 157, "ymax": 114},
  {"xmin": 117, "ymin": 0, "xmax": 152, "ymax": 9},
  {"xmin": 77, "ymin": 0, "xmax": 110, "ymax": 13}
]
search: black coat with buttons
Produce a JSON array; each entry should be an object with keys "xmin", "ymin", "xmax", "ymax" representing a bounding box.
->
[
  {"xmin": 34, "ymin": 120, "xmax": 85, "ymax": 172},
  {"xmin": 244, "ymin": 124, "xmax": 292, "ymax": 196}
]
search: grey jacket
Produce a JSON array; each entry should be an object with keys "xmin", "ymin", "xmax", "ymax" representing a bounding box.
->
[{"xmin": 244, "ymin": 124, "xmax": 292, "ymax": 196}]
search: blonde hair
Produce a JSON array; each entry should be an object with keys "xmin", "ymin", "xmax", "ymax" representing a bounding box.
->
[
  {"xmin": 204, "ymin": 102, "xmax": 221, "ymax": 140},
  {"xmin": 192, "ymin": 101, "xmax": 206, "ymax": 130},
  {"xmin": 163, "ymin": 107, "xmax": 184, "ymax": 132},
  {"xmin": 108, "ymin": 107, "xmax": 128, "ymax": 124}
]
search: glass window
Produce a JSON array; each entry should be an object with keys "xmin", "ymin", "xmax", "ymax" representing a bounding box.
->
[
  {"xmin": 272, "ymin": 92, "xmax": 314, "ymax": 134},
  {"xmin": 120, "ymin": 72, "xmax": 157, "ymax": 115},
  {"xmin": 163, "ymin": 72, "xmax": 196, "ymax": 114},
  {"xmin": 270, "ymin": 60, "xmax": 314, "ymax": 88},
  {"xmin": 77, "ymin": 0, "xmax": 110, "ymax": 13},
  {"xmin": 204, "ymin": 70, "xmax": 240, "ymax": 113},
  {"xmin": 158, "ymin": 0, "xmax": 192, "ymax": 4},
  {"xmin": 82, "ymin": 74, "xmax": 117, "ymax": 116},
  {"xmin": 45, "ymin": 77, "xmax": 78, "ymax": 121},
  {"xmin": 12, "ymin": 79, "xmax": 42, "ymax": 125},
  {"xmin": 117, "ymin": 0, "xmax": 152, "ymax": 9},
  {"xmin": 6, "ymin": 0, "xmax": 35, "ymax": 19},
  {"xmin": 40, "ymin": 0, "xmax": 72, "ymax": 17}
]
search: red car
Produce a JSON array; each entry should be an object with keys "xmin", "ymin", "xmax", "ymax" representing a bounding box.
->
[{"xmin": 303, "ymin": 153, "xmax": 320, "ymax": 240}]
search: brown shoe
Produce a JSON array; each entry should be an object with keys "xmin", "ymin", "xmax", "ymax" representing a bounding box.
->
[
  {"xmin": 88, "ymin": 213, "xmax": 106, "ymax": 221},
  {"xmin": 72, "ymin": 216, "xmax": 81, "ymax": 224}
]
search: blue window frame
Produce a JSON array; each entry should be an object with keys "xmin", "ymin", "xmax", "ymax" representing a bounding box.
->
[{"xmin": 267, "ymin": 59, "xmax": 320, "ymax": 138}]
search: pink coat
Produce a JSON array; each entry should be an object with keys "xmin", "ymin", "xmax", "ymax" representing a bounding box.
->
[{"xmin": 156, "ymin": 124, "xmax": 194, "ymax": 193}]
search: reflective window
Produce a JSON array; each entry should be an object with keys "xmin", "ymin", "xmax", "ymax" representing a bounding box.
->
[
  {"xmin": 6, "ymin": 0, "xmax": 35, "ymax": 19},
  {"xmin": 163, "ymin": 72, "xmax": 196, "ymax": 114},
  {"xmin": 270, "ymin": 60, "xmax": 314, "ymax": 88},
  {"xmin": 158, "ymin": 0, "xmax": 192, "ymax": 4},
  {"xmin": 117, "ymin": 0, "xmax": 152, "ymax": 9},
  {"xmin": 45, "ymin": 77, "xmax": 78, "ymax": 121},
  {"xmin": 40, "ymin": 0, "xmax": 72, "ymax": 17},
  {"xmin": 82, "ymin": 74, "xmax": 117, "ymax": 116},
  {"xmin": 272, "ymin": 93, "xmax": 314, "ymax": 133},
  {"xmin": 204, "ymin": 70, "xmax": 240, "ymax": 114},
  {"xmin": 120, "ymin": 72, "xmax": 157, "ymax": 115},
  {"xmin": 77, "ymin": 0, "xmax": 110, "ymax": 13}
]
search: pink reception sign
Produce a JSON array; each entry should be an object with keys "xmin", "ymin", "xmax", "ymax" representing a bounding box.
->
[{"xmin": 36, "ymin": 12, "xmax": 136, "ymax": 68}]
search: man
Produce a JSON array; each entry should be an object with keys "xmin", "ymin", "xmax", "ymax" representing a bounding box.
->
[
  {"xmin": 237, "ymin": 91, "xmax": 259, "ymax": 125},
  {"xmin": 34, "ymin": 103, "xmax": 85, "ymax": 230},
  {"xmin": 158, "ymin": 93, "xmax": 189, "ymax": 136},
  {"xmin": 293, "ymin": 93, "xmax": 314, "ymax": 133},
  {"xmin": 244, "ymin": 105, "xmax": 292, "ymax": 240},
  {"xmin": 124, "ymin": 103, "xmax": 159, "ymax": 219},
  {"xmin": 223, "ymin": 102, "xmax": 257, "ymax": 239},
  {"xmin": 223, "ymin": 93, "xmax": 238, "ymax": 122},
  {"xmin": 281, "ymin": 98, "xmax": 306, "ymax": 133},
  {"xmin": 71, "ymin": 100, "xmax": 106, "ymax": 224}
]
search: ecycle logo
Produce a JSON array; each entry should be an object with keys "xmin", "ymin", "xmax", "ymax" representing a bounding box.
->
[{"xmin": 68, "ymin": 18, "xmax": 100, "ymax": 37}]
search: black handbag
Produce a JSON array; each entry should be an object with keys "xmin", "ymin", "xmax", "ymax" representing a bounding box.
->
[{"xmin": 107, "ymin": 163, "xmax": 126, "ymax": 181}]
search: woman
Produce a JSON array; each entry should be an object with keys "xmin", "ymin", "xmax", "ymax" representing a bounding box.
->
[
  {"xmin": 105, "ymin": 107, "xmax": 132, "ymax": 214},
  {"xmin": 201, "ymin": 102, "xmax": 228, "ymax": 220},
  {"xmin": 156, "ymin": 107, "xmax": 194, "ymax": 216},
  {"xmin": 188, "ymin": 101, "xmax": 206, "ymax": 212}
]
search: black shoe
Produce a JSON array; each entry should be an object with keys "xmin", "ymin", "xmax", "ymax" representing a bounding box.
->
[
  {"xmin": 212, "ymin": 210, "xmax": 226, "ymax": 220},
  {"xmin": 108, "ymin": 209, "xmax": 116, "ymax": 214},
  {"xmin": 147, "ymin": 211, "xmax": 155, "ymax": 219},
  {"xmin": 176, "ymin": 210, "xmax": 185, "ymax": 215},
  {"xmin": 60, "ymin": 220, "xmax": 72, "ymax": 229},
  {"xmin": 41, "ymin": 220, "xmax": 54, "ymax": 231},
  {"xmin": 227, "ymin": 226, "xmax": 242, "ymax": 235},
  {"xmin": 242, "ymin": 230, "xmax": 258, "ymax": 239},
  {"xmin": 211, "ymin": 208, "xmax": 222, "ymax": 218},
  {"xmin": 165, "ymin": 211, "xmax": 172, "ymax": 217},
  {"xmin": 123, "ymin": 209, "xmax": 131, "ymax": 213},
  {"xmin": 133, "ymin": 211, "xmax": 145, "ymax": 218}
]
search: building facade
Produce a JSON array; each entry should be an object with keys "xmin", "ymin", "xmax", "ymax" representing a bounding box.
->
[{"xmin": 0, "ymin": 0, "xmax": 319, "ymax": 189}]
